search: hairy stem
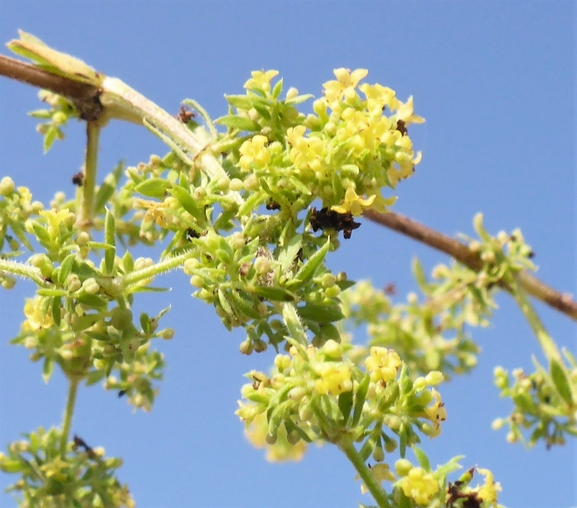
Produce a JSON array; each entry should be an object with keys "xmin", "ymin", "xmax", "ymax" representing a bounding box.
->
[
  {"xmin": 0, "ymin": 258, "xmax": 50, "ymax": 286},
  {"xmin": 60, "ymin": 377, "xmax": 80, "ymax": 456}
]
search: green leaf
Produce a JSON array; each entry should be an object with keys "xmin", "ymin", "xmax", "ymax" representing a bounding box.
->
[
  {"xmin": 134, "ymin": 178, "xmax": 171, "ymax": 198},
  {"xmin": 58, "ymin": 253, "xmax": 77, "ymax": 285},
  {"xmin": 76, "ymin": 293, "xmax": 108, "ymax": 308},
  {"xmin": 224, "ymin": 95, "xmax": 255, "ymax": 110},
  {"xmin": 52, "ymin": 297, "xmax": 61, "ymax": 326},
  {"xmin": 37, "ymin": 288, "xmax": 68, "ymax": 297},
  {"xmin": 278, "ymin": 234, "xmax": 302, "ymax": 272},
  {"xmin": 292, "ymin": 239, "xmax": 331, "ymax": 286},
  {"xmin": 169, "ymin": 185, "xmax": 201, "ymax": 216},
  {"xmin": 250, "ymin": 285, "xmax": 296, "ymax": 302},
  {"xmin": 104, "ymin": 209, "xmax": 116, "ymax": 275},
  {"xmin": 550, "ymin": 359, "xmax": 573, "ymax": 406},
  {"xmin": 271, "ymin": 78, "xmax": 284, "ymax": 99},
  {"xmin": 352, "ymin": 373, "xmax": 370, "ymax": 427},
  {"xmin": 43, "ymin": 125, "xmax": 59, "ymax": 153},
  {"xmin": 282, "ymin": 303, "xmax": 308, "ymax": 345},
  {"xmin": 337, "ymin": 390, "xmax": 353, "ymax": 424},
  {"xmin": 31, "ymin": 222, "xmax": 51, "ymax": 245},
  {"xmin": 85, "ymin": 369, "xmax": 105, "ymax": 386},
  {"xmin": 228, "ymin": 289, "xmax": 263, "ymax": 320},
  {"xmin": 215, "ymin": 115, "xmax": 261, "ymax": 131},
  {"xmin": 296, "ymin": 302, "xmax": 344, "ymax": 323},
  {"xmin": 413, "ymin": 446, "xmax": 431, "ymax": 471},
  {"xmin": 94, "ymin": 162, "xmax": 124, "ymax": 213}
]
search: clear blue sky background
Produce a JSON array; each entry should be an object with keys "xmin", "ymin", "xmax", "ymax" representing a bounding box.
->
[{"xmin": 0, "ymin": 2, "xmax": 574, "ymax": 507}]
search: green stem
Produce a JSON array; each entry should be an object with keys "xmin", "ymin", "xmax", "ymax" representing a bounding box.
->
[
  {"xmin": 509, "ymin": 275, "xmax": 562, "ymax": 363},
  {"xmin": 120, "ymin": 249, "xmax": 197, "ymax": 288},
  {"xmin": 0, "ymin": 258, "xmax": 49, "ymax": 286},
  {"xmin": 338, "ymin": 435, "xmax": 391, "ymax": 508},
  {"xmin": 60, "ymin": 377, "xmax": 80, "ymax": 456},
  {"xmin": 77, "ymin": 121, "xmax": 100, "ymax": 229}
]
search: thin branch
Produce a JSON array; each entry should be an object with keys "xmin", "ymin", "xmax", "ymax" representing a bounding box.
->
[
  {"xmin": 364, "ymin": 210, "xmax": 577, "ymax": 321},
  {"xmin": 0, "ymin": 53, "xmax": 98, "ymax": 103}
]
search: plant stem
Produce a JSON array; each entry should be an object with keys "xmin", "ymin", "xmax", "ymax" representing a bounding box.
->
[
  {"xmin": 0, "ymin": 258, "xmax": 49, "ymax": 286},
  {"xmin": 60, "ymin": 377, "xmax": 80, "ymax": 456},
  {"xmin": 338, "ymin": 435, "xmax": 391, "ymax": 508},
  {"xmin": 120, "ymin": 249, "xmax": 197, "ymax": 288},
  {"xmin": 77, "ymin": 121, "xmax": 100, "ymax": 229},
  {"xmin": 509, "ymin": 276, "xmax": 562, "ymax": 363}
]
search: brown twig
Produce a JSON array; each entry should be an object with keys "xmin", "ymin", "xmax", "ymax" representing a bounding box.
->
[
  {"xmin": 364, "ymin": 210, "xmax": 577, "ymax": 321},
  {"xmin": 0, "ymin": 54, "xmax": 101, "ymax": 119}
]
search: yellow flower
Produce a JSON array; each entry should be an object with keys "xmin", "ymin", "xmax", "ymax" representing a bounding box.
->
[
  {"xmin": 39, "ymin": 208, "xmax": 75, "ymax": 236},
  {"xmin": 359, "ymin": 83, "xmax": 400, "ymax": 115},
  {"xmin": 331, "ymin": 188, "xmax": 376, "ymax": 216},
  {"xmin": 396, "ymin": 96, "xmax": 425, "ymax": 127},
  {"xmin": 244, "ymin": 70, "xmax": 279, "ymax": 92},
  {"xmin": 477, "ymin": 468, "xmax": 502, "ymax": 506},
  {"xmin": 23, "ymin": 296, "xmax": 54, "ymax": 330},
  {"xmin": 424, "ymin": 388, "xmax": 447, "ymax": 437},
  {"xmin": 397, "ymin": 466, "xmax": 439, "ymax": 505},
  {"xmin": 314, "ymin": 362, "xmax": 353, "ymax": 395},
  {"xmin": 286, "ymin": 126, "xmax": 325, "ymax": 172},
  {"xmin": 239, "ymin": 135, "xmax": 271, "ymax": 170},
  {"xmin": 365, "ymin": 347, "xmax": 401, "ymax": 383},
  {"xmin": 323, "ymin": 68, "xmax": 368, "ymax": 105}
]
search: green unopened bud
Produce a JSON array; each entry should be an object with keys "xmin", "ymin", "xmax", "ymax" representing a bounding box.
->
[
  {"xmin": 128, "ymin": 338, "xmax": 141, "ymax": 352},
  {"xmin": 288, "ymin": 386, "xmax": 306, "ymax": 402},
  {"xmin": 2, "ymin": 277, "xmax": 16, "ymax": 289},
  {"xmin": 372, "ymin": 446, "xmax": 385, "ymax": 462},
  {"xmin": 82, "ymin": 277, "xmax": 100, "ymax": 295},
  {"xmin": 265, "ymin": 433, "xmax": 277, "ymax": 445},
  {"xmin": 395, "ymin": 458, "xmax": 413, "ymax": 477},
  {"xmin": 286, "ymin": 430, "xmax": 301, "ymax": 445},
  {"xmin": 424, "ymin": 371, "xmax": 444, "ymax": 386},
  {"xmin": 160, "ymin": 328, "xmax": 174, "ymax": 340},
  {"xmin": 321, "ymin": 339, "xmax": 342, "ymax": 359},
  {"xmin": 298, "ymin": 402, "xmax": 314, "ymax": 422},
  {"xmin": 239, "ymin": 339, "xmax": 254, "ymax": 355},
  {"xmin": 29, "ymin": 254, "xmax": 53, "ymax": 278},
  {"xmin": 0, "ymin": 177, "xmax": 15, "ymax": 196}
]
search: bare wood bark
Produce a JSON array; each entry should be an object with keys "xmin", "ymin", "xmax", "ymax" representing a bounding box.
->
[{"xmin": 364, "ymin": 210, "xmax": 577, "ymax": 321}]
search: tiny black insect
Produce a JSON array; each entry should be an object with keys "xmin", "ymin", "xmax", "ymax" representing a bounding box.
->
[{"xmin": 71, "ymin": 171, "xmax": 84, "ymax": 186}]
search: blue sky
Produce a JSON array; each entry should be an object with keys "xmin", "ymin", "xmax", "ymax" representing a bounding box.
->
[{"xmin": 0, "ymin": 2, "xmax": 574, "ymax": 507}]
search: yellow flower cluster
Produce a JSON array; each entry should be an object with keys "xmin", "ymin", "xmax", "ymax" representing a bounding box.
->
[
  {"xmin": 365, "ymin": 346, "xmax": 402, "ymax": 383},
  {"xmin": 238, "ymin": 134, "xmax": 272, "ymax": 171},
  {"xmin": 397, "ymin": 466, "xmax": 439, "ymax": 505}
]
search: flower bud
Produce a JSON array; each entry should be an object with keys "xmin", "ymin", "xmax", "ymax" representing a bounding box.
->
[
  {"xmin": 0, "ymin": 177, "xmax": 15, "ymax": 196},
  {"xmin": 395, "ymin": 458, "xmax": 413, "ymax": 477}
]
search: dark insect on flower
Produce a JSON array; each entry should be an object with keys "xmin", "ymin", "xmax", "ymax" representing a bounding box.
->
[
  {"xmin": 266, "ymin": 199, "xmax": 281, "ymax": 211},
  {"xmin": 73, "ymin": 434, "xmax": 97, "ymax": 460},
  {"xmin": 177, "ymin": 105, "xmax": 196, "ymax": 124},
  {"xmin": 396, "ymin": 120, "xmax": 408, "ymax": 136},
  {"xmin": 71, "ymin": 171, "xmax": 84, "ymax": 186},
  {"xmin": 118, "ymin": 389, "xmax": 127, "ymax": 398},
  {"xmin": 309, "ymin": 207, "xmax": 361, "ymax": 239}
]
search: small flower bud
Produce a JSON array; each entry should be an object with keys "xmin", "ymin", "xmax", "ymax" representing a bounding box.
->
[
  {"xmin": 239, "ymin": 339, "xmax": 253, "ymax": 355},
  {"xmin": 160, "ymin": 328, "xmax": 174, "ymax": 340},
  {"xmin": 288, "ymin": 386, "xmax": 306, "ymax": 402},
  {"xmin": 0, "ymin": 177, "xmax": 15, "ymax": 196},
  {"xmin": 395, "ymin": 458, "xmax": 413, "ymax": 477},
  {"xmin": 82, "ymin": 278, "xmax": 100, "ymax": 295},
  {"xmin": 286, "ymin": 87, "xmax": 299, "ymax": 100}
]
